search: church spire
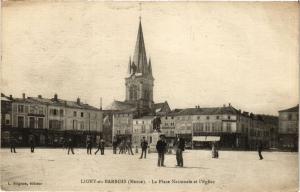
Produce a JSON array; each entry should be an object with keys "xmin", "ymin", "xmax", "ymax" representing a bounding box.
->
[
  {"xmin": 133, "ymin": 18, "xmax": 147, "ymax": 74},
  {"xmin": 128, "ymin": 56, "xmax": 131, "ymax": 74},
  {"xmin": 148, "ymin": 57, "xmax": 152, "ymax": 76}
]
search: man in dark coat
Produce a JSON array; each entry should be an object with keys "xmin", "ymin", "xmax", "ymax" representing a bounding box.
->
[
  {"xmin": 112, "ymin": 137, "xmax": 118, "ymax": 154},
  {"xmin": 126, "ymin": 139, "xmax": 134, "ymax": 155},
  {"xmin": 10, "ymin": 136, "xmax": 17, "ymax": 153},
  {"xmin": 175, "ymin": 137, "xmax": 185, "ymax": 167},
  {"xmin": 258, "ymin": 141, "xmax": 263, "ymax": 160},
  {"xmin": 29, "ymin": 134, "xmax": 36, "ymax": 153},
  {"xmin": 67, "ymin": 137, "xmax": 75, "ymax": 155},
  {"xmin": 156, "ymin": 135, "xmax": 167, "ymax": 167},
  {"xmin": 140, "ymin": 137, "xmax": 148, "ymax": 159},
  {"xmin": 95, "ymin": 139, "xmax": 105, "ymax": 155},
  {"xmin": 86, "ymin": 136, "xmax": 92, "ymax": 155}
]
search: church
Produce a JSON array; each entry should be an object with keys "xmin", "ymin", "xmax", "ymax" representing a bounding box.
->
[
  {"xmin": 106, "ymin": 19, "xmax": 171, "ymax": 117},
  {"xmin": 104, "ymin": 19, "xmax": 171, "ymax": 142}
]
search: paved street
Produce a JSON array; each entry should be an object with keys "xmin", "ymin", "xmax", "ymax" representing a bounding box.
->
[{"xmin": 1, "ymin": 148, "xmax": 298, "ymax": 192}]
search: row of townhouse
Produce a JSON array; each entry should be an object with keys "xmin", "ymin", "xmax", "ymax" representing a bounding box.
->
[
  {"xmin": 1, "ymin": 93, "xmax": 103, "ymax": 147},
  {"xmin": 113, "ymin": 104, "xmax": 276, "ymax": 150}
]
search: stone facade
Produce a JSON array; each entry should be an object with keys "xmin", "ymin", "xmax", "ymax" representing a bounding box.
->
[
  {"xmin": 278, "ymin": 105, "xmax": 299, "ymax": 150},
  {"xmin": 2, "ymin": 93, "xmax": 103, "ymax": 147}
]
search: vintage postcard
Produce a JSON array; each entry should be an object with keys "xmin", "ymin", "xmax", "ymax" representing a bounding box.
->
[{"xmin": 0, "ymin": 1, "xmax": 299, "ymax": 192}]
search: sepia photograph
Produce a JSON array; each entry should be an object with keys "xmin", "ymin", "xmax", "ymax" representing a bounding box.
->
[{"xmin": 0, "ymin": 1, "xmax": 299, "ymax": 192}]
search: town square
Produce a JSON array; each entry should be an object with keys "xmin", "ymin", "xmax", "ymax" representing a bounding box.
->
[
  {"xmin": 1, "ymin": 148, "xmax": 297, "ymax": 191},
  {"xmin": 1, "ymin": 1, "xmax": 299, "ymax": 192}
]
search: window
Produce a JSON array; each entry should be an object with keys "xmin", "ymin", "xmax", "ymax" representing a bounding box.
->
[
  {"xmin": 165, "ymin": 116, "xmax": 167, "ymax": 119},
  {"xmin": 197, "ymin": 116, "xmax": 200, "ymax": 120},
  {"xmin": 17, "ymin": 116, "xmax": 24, "ymax": 128},
  {"xmin": 142, "ymin": 121, "xmax": 144, "ymax": 124},
  {"xmin": 129, "ymin": 85, "xmax": 138, "ymax": 100},
  {"xmin": 38, "ymin": 107, "xmax": 44, "ymax": 115},
  {"xmin": 205, "ymin": 123, "xmax": 210, "ymax": 132},
  {"xmin": 80, "ymin": 122, "xmax": 84, "ymax": 130},
  {"xmin": 228, "ymin": 116, "xmax": 231, "ymax": 120},
  {"xmin": 200, "ymin": 123, "xmax": 204, "ymax": 132},
  {"xmin": 73, "ymin": 120, "xmax": 77, "ymax": 130},
  {"xmin": 50, "ymin": 109, "xmax": 58, "ymax": 116},
  {"xmin": 38, "ymin": 118, "xmax": 44, "ymax": 129},
  {"xmin": 60, "ymin": 109, "xmax": 64, "ymax": 117},
  {"xmin": 206, "ymin": 116, "xmax": 210, "ymax": 120},
  {"xmin": 29, "ymin": 117, "xmax": 35, "ymax": 128},
  {"xmin": 288, "ymin": 114, "xmax": 292, "ymax": 120},
  {"xmin": 171, "ymin": 116, "xmax": 174, "ymax": 119},
  {"xmin": 212, "ymin": 123, "xmax": 216, "ymax": 132},
  {"xmin": 81, "ymin": 112, "xmax": 84, "ymax": 117},
  {"xmin": 216, "ymin": 116, "xmax": 219, "ymax": 120},
  {"xmin": 18, "ymin": 105, "xmax": 24, "ymax": 113},
  {"xmin": 142, "ymin": 125, "xmax": 146, "ymax": 133},
  {"xmin": 73, "ymin": 111, "xmax": 77, "ymax": 117},
  {"xmin": 136, "ymin": 121, "xmax": 138, "ymax": 124},
  {"xmin": 29, "ymin": 106, "xmax": 35, "ymax": 114},
  {"xmin": 5, "ymin": 114, "xmax": 10, "ymax": 125},
  {"xmin": 226, "ymin": 123, "xmax": 231, "ymax": 132},
  {"xmin": 49, "ymin": 120, "xmax": 63, "ymax": 130}
]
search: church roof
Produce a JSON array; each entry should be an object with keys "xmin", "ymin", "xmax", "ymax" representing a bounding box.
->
[
  {"xmin": 105, "ymin": 100, "xmax": 136, "ymax": 111},
  {"xmin": 279, "ymin": 105, "xmax": 299, "ymax": 113},
  {"xmin": 153, "ymin": 101, "xmax": 171, "ymax": 114}
]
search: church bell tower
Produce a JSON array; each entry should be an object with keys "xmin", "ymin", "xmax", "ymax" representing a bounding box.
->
[{"xmin": 125, "ymin": 19, "xmax": 154, "ymax": 111}]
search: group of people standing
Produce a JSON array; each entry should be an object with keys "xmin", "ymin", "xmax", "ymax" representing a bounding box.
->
[
  {"xmin": 9, "ymin": 134, "xmax": 36, "ymax": 153},
  {"xmin": 116, "ymin": 139, "xmax": 134, "ymax": 155},
  {"xmin": 64, "ymin": 136, "xmax": 106, "ymax": 155},
  {"xmin": 8, "ymin": 134, "xmax": 264, "ymax": 162},
  {"xmin": 156, "ymin": 135, "xmax": 186, "ymax": 167}
]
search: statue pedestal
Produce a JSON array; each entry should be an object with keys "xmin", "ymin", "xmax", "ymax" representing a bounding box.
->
[{"xmin": 149, "ymin": 131, "xmax": 162, "ymax": 153}]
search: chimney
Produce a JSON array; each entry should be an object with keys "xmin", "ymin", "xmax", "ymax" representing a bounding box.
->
[
  {"xmin": 54, "ymin": 93, "xmax": 58, "ymax": 101},
  {"xmin": 22, "ymin": 93, "xmax": 25, "ymax": 100},
  {"xmin": 77, "ymin": 97, "xmax": 80, "ymax": 104},
  {"xmin": 198, "ymin": 105, "xmax": 200, "ymax": 108},
  {"xmin": 38, "ymin": 95, "xmax": 42, "ymax": 99},
  {"xmin": 9, "ymin": 95, "xmax": 13, "ymax": 100},
  {"xmin": 228, "ymin": 103, "xmax": 231, "ymax": 107},
  {"xmin": 100, "ymin": 97, "xmax": 102, "ymax": 110},
  {"xmin": 223, "ymin": 104, "xmax": 226, "ymax": 107}
]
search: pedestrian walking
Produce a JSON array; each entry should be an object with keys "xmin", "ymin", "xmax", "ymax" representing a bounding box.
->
[
  {"xmin": 29, "ymin": 134, "xmax": 36, "ymax": 153},
  {"xmin": 258, "ymin": 141, "xmax": 263, "ymax": 160},
  {"xmin": 67, "ymin": 137, "xmax": 75, "ymax": 155},
  {"xmin": 126, "ymin": 139, "xmax": 134, "ymax": 155},
  {"xmin": 175, "ymin": 137, "xmax": 185, "ymax": 167},
  {"xmin": 112, "ymin": 137, "xmax": 118, "ymax": 154},
  {"xmin": 86, "ymin": 135, "xmax": 92, "ymax": 155},
  {"xmin": 10, "ymin": 135, "xmax": 17, "ymax": 153},
  {"xmin": 156, "ymin": 135, "xmax": 167, "ymax": 167},
  {"xmin": 119, "ymin": 140, "xmax": 126, "ymax": 154},
  {"xmin": 95, "ymin": 139, "xmax": 105, "ymax": 155},
  {"xmin": 139, "ymin": 137, "xmax": 148, "ymax": 159},
  {"xmin": 212, "ymin": 142, "xmax": 219, "ymax": 158}
]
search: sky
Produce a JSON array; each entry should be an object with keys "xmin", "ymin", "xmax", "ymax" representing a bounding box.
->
[{"xmin": 1, "ymin": 1, "xmax": 299, "ymax": 115}]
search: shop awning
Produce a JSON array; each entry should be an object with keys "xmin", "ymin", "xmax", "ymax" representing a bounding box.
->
[{"xmin": 193, "ymin": 136, "xmax": 220, "ymax": 142}]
